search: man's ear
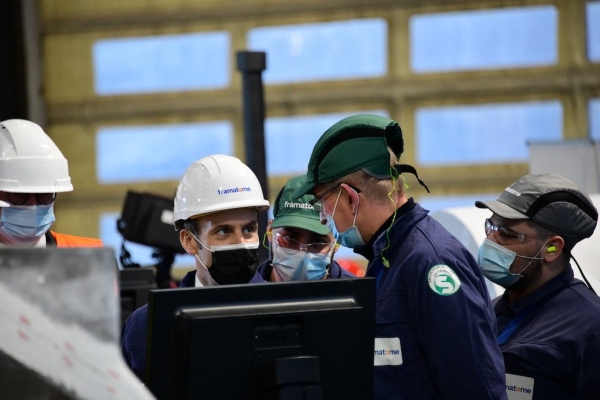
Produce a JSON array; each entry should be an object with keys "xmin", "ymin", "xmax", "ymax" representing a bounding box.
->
[
  {"xmin": 266, "ymin": 219, "xmax": 275, "ymax": 239},
  {"xmin": 544, "ymin": 236, "xmax": 565, "ymax": 262},
  {"xmin": 341, "ymin": 183, "xmax": 360, "ymax": 213},
  {"xmin": 180, "ymin": 230, "xmax": 197, "ymax": 255}
]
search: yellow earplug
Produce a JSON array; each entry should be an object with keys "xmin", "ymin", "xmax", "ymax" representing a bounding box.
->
[{"xmin": 547, "ymin": 245, "xmax": 557, "ymax": 253}]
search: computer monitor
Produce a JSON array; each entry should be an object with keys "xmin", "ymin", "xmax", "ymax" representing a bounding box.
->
[{"xmin": 146, "ymin": 278, "xmax": 375, "ymax": 400}]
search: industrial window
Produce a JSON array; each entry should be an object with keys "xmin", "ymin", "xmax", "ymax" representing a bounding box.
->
[
  {"xmin": 265, "ymin": 110, "xmax": 389, "ymax": 176},
  {"xmin": 588, "ymin": 2, "xmax": 600, "ymax": 62},
  {"xmin": 415, "ymin": 100, "xmax": 563, "ymax": 166},
  {"xmin": 410, "ymin": 6, "xmax": 558, "ymax": 73},
  {"xmin": 591, "ymin": 98, "xmax": 600, "ymax": 139},
  {"xmin": 419, "ymin": 194, "xmax": 496, "ymax": 215},
  {"xmin": 248, "ymin": 19, "xmax": 387, "ymax": 84},
  {"xmin": 96, "ymin": 121, "xmax": 233, "ymax": 183},
  {"xmin": 93, "ymin": 32, "xmax": 230, "ymax": 95}
]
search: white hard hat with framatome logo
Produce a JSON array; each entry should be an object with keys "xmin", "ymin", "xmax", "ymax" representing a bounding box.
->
[
  {"xmin": 174, "ymin": 154, "xmax": 269, "ymax": 229},
  {"xmin": 0, "ymin": 119, "xmax": 73, "ymax": 193}
]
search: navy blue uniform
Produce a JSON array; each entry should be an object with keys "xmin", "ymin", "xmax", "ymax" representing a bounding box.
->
[
  {"xmin": 121, "ymin": 270, "xmax": 195, "ymax": 381},
  {"xmin": 495, "ymin": 267, "xmax": 600, "ymax": 399},
  {"xmin": 357, "ymin": 199, "xmax": 506, "ymax": 399},
  {"xmin": 250, "ymin": 258, "xmax": 356, "ymax": 283}
]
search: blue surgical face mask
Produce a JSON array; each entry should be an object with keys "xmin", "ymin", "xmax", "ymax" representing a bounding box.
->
[
  {"xmin": 325, "ymin": 188, "xmax": 365, "ymax": 249},
  {"xmin": 0, "ymin": 204, "xmax": 55, "ymax": 245},
  {"xmin": 477, "ymin": 238, "xmax": 546, "ymax": 288},
  {"xmin": 272, "ymin": 245, "xmax": 330, "ymax": 281}
]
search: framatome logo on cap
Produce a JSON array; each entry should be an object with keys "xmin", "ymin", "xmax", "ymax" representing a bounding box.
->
[
  {"xmin": 284, "ymin": 201, "xmax": 314, "ymax": 210},
  {"xmin": 217, "ymin": 187, "xmax": 251, "ymax": 195}
]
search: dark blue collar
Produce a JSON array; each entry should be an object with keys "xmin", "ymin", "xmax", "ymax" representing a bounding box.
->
[
  {"xmin": 354, "ymin": 198, "xmax": 417, "ymax": 261},
  {"xmin": 496, "ymin": 266, "xmax": 574, "ymax": 314},
  {"xmin": 179, "ymin": 270, "xmax": 197, "ymax": 288}
]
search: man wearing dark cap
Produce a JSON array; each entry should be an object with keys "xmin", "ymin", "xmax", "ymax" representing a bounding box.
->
[
  {"xmin": 293, "ymin": 114, "xmax": 506, "ymax": 399},
  {"xmin": 251, "ymin": 175, "xmax": 355, "ymax": 282},
  {"xmin": 476, "ymin": 173, "xmax": 600, "ymax": 400}
]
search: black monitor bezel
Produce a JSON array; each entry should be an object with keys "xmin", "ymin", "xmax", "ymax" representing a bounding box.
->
[{"xmin": 145, "ymin": 278, "xmax": 375, "ymax": 400}]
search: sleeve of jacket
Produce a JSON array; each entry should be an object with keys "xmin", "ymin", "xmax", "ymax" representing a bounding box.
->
[
  {"xmin": 407, "ymin": 255, "xmax": 507, "ymax": 400},
  {"xmin": 121, "ymin": 304, "xmax": 149, "ymax": 382},
  {"xmin": 574, "ymin": 330, "xmax": 600, "ymax": 399}
]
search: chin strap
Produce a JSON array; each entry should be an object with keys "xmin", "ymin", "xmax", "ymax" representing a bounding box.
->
[
  {"xmin": 380, "ymin": 168, "xmax": 399, "ymax": 268},
  {"xmin": 394, "ymin": 164, "xmax": 430, "ymax": 193},
  {"xmin": 262, "ymin": 231, "xmax": 271, "ymax": 250},
  {"xmin": 572, "ymin": 254, "xmax": 595, "ymax": 294}
]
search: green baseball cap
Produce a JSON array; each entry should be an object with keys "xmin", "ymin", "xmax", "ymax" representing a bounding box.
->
[
  {"xmin": 292, "ymin": 114, "xmax": 427, "ymax": 198},
  {"xmin": 271, "ymin": 175, "xmax": 330, "ymax": 235}
]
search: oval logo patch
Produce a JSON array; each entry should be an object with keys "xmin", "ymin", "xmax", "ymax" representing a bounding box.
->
[{"xmin": 428, "ymin": 265, "xmax": 461, "ymax": 296}]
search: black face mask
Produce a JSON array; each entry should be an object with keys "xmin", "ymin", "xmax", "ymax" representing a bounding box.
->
[{"xmin": 208, "ymin": 246, "xmax": 259, "ymax": 285}]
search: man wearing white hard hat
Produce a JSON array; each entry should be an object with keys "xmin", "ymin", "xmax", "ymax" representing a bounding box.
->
[
  {"xmin": 0, "ymin": 119, "xmax": 102, "ymax": 247},
  {"xmin": 121, "ymin": 154, "xmax": 270, "ymax": 381}
]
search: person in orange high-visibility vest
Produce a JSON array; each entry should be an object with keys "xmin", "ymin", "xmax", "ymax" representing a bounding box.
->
[{"xmin": 0, "ymin": 119, "xmax": 102, "ymax": 248}]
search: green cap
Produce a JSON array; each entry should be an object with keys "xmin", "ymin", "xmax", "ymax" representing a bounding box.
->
[
  {"xmin": 292, "ymin": 114, "xmax": 405, "ymax": 198},
  {"xmin": 271, "ymin": 175, "xmax": 330, "ymax": 235}
]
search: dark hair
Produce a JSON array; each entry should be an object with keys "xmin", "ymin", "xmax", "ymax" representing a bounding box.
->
[{"xmin": 182, "ymin": 219, "xmax": 201, "ymax": 236}]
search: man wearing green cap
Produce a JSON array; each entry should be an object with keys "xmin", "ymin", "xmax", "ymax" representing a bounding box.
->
[
  {"xmin": 251, "ymin": 175, "xmax": 355, "ymax": 283},
  {"xmin": 293, "ymin": 114, "xmax": 506, "ymax": 399}
]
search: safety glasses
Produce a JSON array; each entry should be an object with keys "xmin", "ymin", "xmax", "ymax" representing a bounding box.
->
[
  {"xmin": 484, "ymin": 218, "xmax": 548, "ymax": 245},
  {"xmin": 274, "ymin": 231, "xmax": 333, "ymax": 254},
  {"xmin": 2, "ymin": 192, "xmax": 56, "ymax": 206},
  {"xmin": 309, "ymin": 183, "xmax": 361, "ymax": 212}
]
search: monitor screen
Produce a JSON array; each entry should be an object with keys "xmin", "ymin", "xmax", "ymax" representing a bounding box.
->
[{"xmin": 145, "ymin": 278, "xmax": 375, "ymax": 400}]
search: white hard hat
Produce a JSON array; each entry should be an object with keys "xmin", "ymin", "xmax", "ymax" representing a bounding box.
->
[
  {"xmin": 174, "ymin": 154, "xmax": 269, "ymax": 229},
  {"xmin": 0, "ymin": 119, "xmax": 73, "ymax": 193}
]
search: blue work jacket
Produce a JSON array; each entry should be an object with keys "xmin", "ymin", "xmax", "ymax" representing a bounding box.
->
[
  {"xmin": 357, "ymin": 199, "xmax": 507, "ymax": 400},
  {"xmin": 495, "ymin": 266, "xmax": 600, "ymax": 400},
  {"xmin": 120, "ymin": 270, "xmax": 195, "ymax": 382}
]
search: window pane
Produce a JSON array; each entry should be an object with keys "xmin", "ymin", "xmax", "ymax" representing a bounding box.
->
[
  {"xmin": 265, "ymin": 110, "xmax": 389, "ymax": 176},
  {"xmin": 93, "ymin": 32, "xmax": 230, "ymax": 95},
  {"xmin": 100, "ymin": 213, "xmax": 194, "ymax": 269},
  {"xmin": 588, "ymin": 2, "xmax": 600, "ymax": 62},
  {"xmin": 410, "ymin": 6, "xmax": 558, "ymax": 73},
  {"xmin": 416, "ymin": 101, "xmax": 563, "ymax": 165},
  {"xmin": 420, "ymin": 194, "xmax": 497, "ymax": 215},
  {"xmin": 248, "ymin": 19, "xmax": 387, "ymax": 84},
  {"xmin": 96, "ymin": 122, "xmax": 233, "ymax": 183},
  {"xmin": 591, "ymin": 98, "xmax": 600, "ymax": 139}
]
